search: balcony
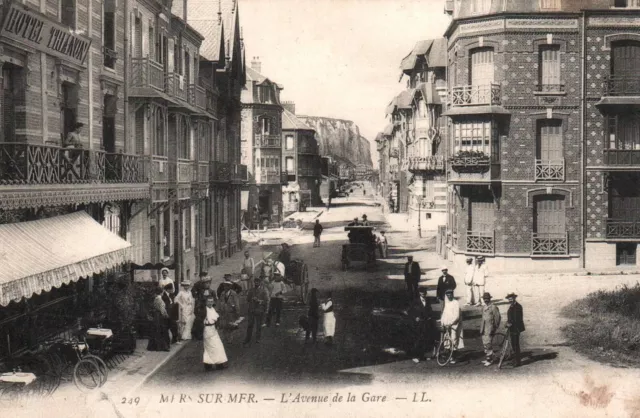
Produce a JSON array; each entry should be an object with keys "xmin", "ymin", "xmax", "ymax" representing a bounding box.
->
[
  {"xmin": 603, "ymin": 149, "xmax": 640, "ymax": 167},
  {"xmin": 408, "ymin": 155, "xmax": 445, "ymax": 172},
  {"xmin": 177, "ymin": 159, "xmax": 194, "ymax": 184},
  {"xmin": 298, "ymin": 167, "xmax": 321, "ymax": 177},
  {"xmin": 256, "ymin": 168, "xmax": 283, "ymax": 184},
  {"xmin": 603, "ymin": 75, "xmax": 640, "ymax": 97},
  {"xmin": 105, "ymin": 153, "xmax": 148, "ymax": 183},
  {"xmin": 231, "ymin": 164, "xmax": 248, "ymax": 183},
  {"xmin": 451, "ymin": 83, "xmax": 502, "ymax": 107},
  {"xmin": 450, "ymin": 151, "xmax": 491, "ymax": 173},
  {"xmin": 531, "ymin": 232, "xmax": 568, "ymax": 256},
  {"xmin": 166, "ymin": 73, "xmax": 188, "ymax": 102},
  {"xmin": 535, "ymin": 159, "xmax": 565, "ymax": 181},
  {"xmin": 254, "ymin": 134, "xmax": 281, "ymax": 148},
  {"xmin": 195, "ymin": 161, "xmax": 209, "ymax": 184},
  {"xmin": 606, "ymin": 219, "xmax": 640, "ymax": 239},
  {"xmin": 130, "ymin": 58, "xmax": 164, "ymax": 92},
  {"xmin": 151, "ymin": 156, "xmax": 169, "ymax": 184},
  {"xmin": 466, "ymin": 230, "xmax": 495, "ymax": 255},
  {"xmin": 210, "ymin": 161, "xmax": 232, "ymax": 183},
  {"xmin": 188, "ymin": 84, "xmax": 207, "ymax": 110}
]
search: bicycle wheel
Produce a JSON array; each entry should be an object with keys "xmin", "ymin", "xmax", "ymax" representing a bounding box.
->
[
  {"xmin": 498, "ymin": 335, "xmax": 512, "ymax": 369},
  {"xmin": 491, "ymin": 332, "xmax": 506, "ymax": 354},
  {"xmin": 73, "ymin": 359, "xmax": 101, "ymax": 392},
  {"xmin": 436, "ymin": 333, "xmax": 454, "ymax": 366},
  {"xmin": 83, "ymin": 355, "xmax": 108, "ymax": 387}
]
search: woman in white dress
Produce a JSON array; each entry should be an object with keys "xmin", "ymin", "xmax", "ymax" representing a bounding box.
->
[
  {"xmin": 321, "ymin": 292, "xmax": 335, "ymax": 345},
  {"xmin": 202, "ymin": 296, "xmax": 228, "ymax": 371}
]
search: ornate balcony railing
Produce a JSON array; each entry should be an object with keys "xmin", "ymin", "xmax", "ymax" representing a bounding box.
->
[
  {"xmin": 130, "ymin": 58, "xmax": 164, "ymax": 92},
  {"xmin": 151, "ymin": 156, "xmax": 169, "ymax": 183},
  {"xmin": 0, "ymin": 143, "xmax": 112, "ymax": 184},
  {"xmin": 188, "ymin": 84, "xmax": 207, "ymax": 110},
  {"xmin": 535, "ymin": 159, "xmax": 564, "ymax": 181},
  {"xmin": 450, "ymin": 152, "xmax": 491, "ymax": 173},
  {"xmin": 531, "ymin": 232, "xmax": 568, "ymax": 256},
  {"xmin": 210, "ymin": 161, "xmax": 232, "ymax": 182},
  {"xmin": 177, "ymin": 159, "xmax": 194, "ymax": 183},
  {"xmin": 206, "ymin": 89, "xmax": 218, "ymax": 115},
  {"xmin": 254, "ymin": 134, "xmax": 281, "ymax": 148},
  {"xmin": 604, "ymin": 75, "xmax": 640, "ymax": 97},
  {"xmin": 603, "ymin": 149, "xmax": 640, "ymax": 166},
  {"xmin": 298, "ymin": 167, "xmax": 321, "ymax": 176},
  {"xmin": 256, "ymin": 168, "xmax": 282, "ymax": 184},
  {"xmin": 105, "ymin": 153, "xmax": 148, "ymax": 183},
  {"xmin": 408, "ymin": 155, "xmax": 446, "ymax": 172},
  {"xmin": 606, "ymin": 219, "xmax": 640, "ymax": 239},
  {"xmin": 196, "ymin": 161, "xmax": 209, "ymax": 183},
  {"xmin": 166, "ymin": 73, "xmax": 188, "ymax": 102},
  {"xmin": 466, "ymin": 230, "xmax": 495, "ymax": 255},
  {"xmin": 232, "ymin": 164, "xmax": 247, "ymax": 182},
  {"xmin": 451, "ymin": 83, "xmax": 502, "ymax": 106}
]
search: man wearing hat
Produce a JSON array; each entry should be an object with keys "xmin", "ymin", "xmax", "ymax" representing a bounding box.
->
[
  {"xmin": 474, "ymin": 256, "xmax": 489, "ymax": 306},
  {"xmin": 479, "ymin": 292, "xmax": 501, "ymax": 366},
  {"xmin": 440, "ymin": 288, "xmax": 464, "ymax": 364},
  {"xmin": 463, "ymin": 257, "xmax": 476, "ymax": 306},
  {"xmin": 506, "ymin": 293, "xmax": 525, "ymax": 367},
  {"xmin": 361, "ymin": 214, "xmax": 370, "ymax": 226},
  {"xmin": 175, "ymin": 280, "xmax": 195, "ymax": 340},
  {"xmin": 436, "ymin": 266, "xmax": 457, "ymax": 303},
  {"xmin": 404, "ymin": 256, "xmax": 422, "ymax": 300},
  {"xmin": 243, "ymin": 276, "xmax": 270, "ymax": 346}
]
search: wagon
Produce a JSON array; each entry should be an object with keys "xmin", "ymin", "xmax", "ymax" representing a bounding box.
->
[
  {"xmin": 341, "ymin": 226, "xmax": 377, "ymax": 270},
  {"xmin": 284, "ymin": 259, "xmax": 309, "ymax": 304}
]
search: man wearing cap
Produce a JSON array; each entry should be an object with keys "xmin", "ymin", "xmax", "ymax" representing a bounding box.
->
[
  {"xmin": 480, "ymin": 292, "xmax": 501, "ymax": 366},
  {"xmin": 243, "ymin": 277, "xmax": 270, "ymax": 346},
  {"xmin": 463, "ymin": 257, "xmax": 476, "ymax": 306},
  {"xmin": 506, "ymin": 293, "xmax": 525, "ymax": 367},
  {"xmin": 440, "ymin": 288, "xmax": 464, "ymax": 364},
  {"xmin": 175, "ymin": 280, "xmax": 195, "ymax": 340},
  {"xmin": 361, "ymin": 214, "xmax": 370, "ymax": 226},
  {"xmin": 404, "ymin": 256, "xmax": 422, "ymax": 300},
  {"xmin": 436, "ymin": 266, "xmax": 457, "ymax": 303},
  {"xmin": 474, "ymin": 256, "xmax": 489, "ymax": 306}
]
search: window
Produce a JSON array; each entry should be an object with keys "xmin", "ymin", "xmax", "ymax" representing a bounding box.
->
[
  {"xmin": 155, "ymin": 108, "xmax": 165, "ymax": 155},
  {"xmin": 470, "ymin": 48, "xmax": 494, "ymax": 86},
  {"xmin": 615, "ymin": 0, "xmax": 640, "ymax": 7},
  {"xmin": 608, "ymin": 114, "xmax": 640, "ymax": 150},
  {"xmin": 453, "ymin": 119, "xmax": 497, "ymax": 155},
  {"xmin": 539, "ymin": 46, "xmax": 561, "ymax": 91},
  {"xmin": 179, "ymin": 117, "xmax": 190, "ymax": 159},
  {"xmin": 103, "ymin": 0, "xmax": 116, "ymax": 68},
  {"xmin": 540, "ymin": 0, "xmax": 561, "ymax": 9},
  {"xmin": 285, "ymin": 135, "xmax": 294, "ymax": 150},
  {"xmin": 261, "ymin": 117, "xmax": 271, "ymax": 135},
  {"xmin": 2, "ymin": 65, "xmax": 23, "ymax": 142},
  {"xmin": 533, "ymin": 195, "xmax": 566, "ymax": 234},
  {"xmin": 102, "ymin": 95, "xmax": 117, "ymax": 153},
  {"xmin": 537, "ymin": 120, "xmax": 563, "ymax": 160},
  {"xmin": 61, "ymin": 82, "xmax": 79, "ymax": 144},
  {"xmin": 286, "ymin": 157, "xmax": 294, "ymax": 172},
  {"xmin": 468, "ymin": 188, "xmax": 494, "ymax": 232},
  {"xmin": 470, "ymin": 0, "xmax": 491, "ymax": 14},
  {"xmin": 61, "ymin": 0, "xmax": 76, "ymax": 29},
  {"xmin": 259, "ymin": 86, "xmax": 272, "ymax": 103}
]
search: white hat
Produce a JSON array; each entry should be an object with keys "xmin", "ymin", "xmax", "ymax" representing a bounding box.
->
[
  {"xmin": 441, "ymin": 265, "xmax": 448, "ymax": 271},
  {"xmin": 181, "ymin": 280, "xmax": 191, "ymax": 286}
]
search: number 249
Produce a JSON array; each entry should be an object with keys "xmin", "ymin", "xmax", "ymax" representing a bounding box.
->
[{"xmin": 121, "ymin": 397, "xmax": 140, "ymax": 405}]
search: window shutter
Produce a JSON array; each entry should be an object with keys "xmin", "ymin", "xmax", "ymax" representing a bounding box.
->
[
  {"xmin": 167, "ymin": 38, "xmax": 175, "ymax": 73},
  {"xmin": 141, "ymin": 21, "xmax": 149, "ymax": 57}
]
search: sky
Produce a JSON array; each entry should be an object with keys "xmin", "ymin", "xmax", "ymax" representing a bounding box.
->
[{"xmin": 237, "ymin": 0, "xmax": 451, "ymax": 167}]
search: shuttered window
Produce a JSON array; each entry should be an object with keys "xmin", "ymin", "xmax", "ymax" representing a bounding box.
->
[
  {"xmin": 610, "ymin": 175, "xmax": 640, "ymax": 220},
  {"xmin": 469, "ymin": 189, "xmax": 495, "ymax": 232},
  {"xmin": 612, "ymin": 41, "xmax": 640, "ymax": 77},
  {"xmin": 538, "ymin": 119, "xmax": 563, "ymax": 160},
  {"xmin": 534, "ymin": 195, "xmax": 566, "ymax": 234},
  {"xmin": 540, "ymin": 45, "xmax": 561, "ymax": 90},
  {"xmin": 61, "ymin": 0, "xmax": 76, "ymax": 29},
  {"xmin": 134, "ymin": 18, "xmax": 142, "ymax": 58},
  {"xmin": 471, "ymin": 48, "xmax": 494, "ymax": 86}
]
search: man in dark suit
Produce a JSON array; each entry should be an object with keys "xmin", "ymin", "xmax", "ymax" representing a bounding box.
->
[
  {"xmin": 436, "ymin": 266, "xmax": 457, "ymax": 303},
  {"xmin": 506, "ymin": 292, "xmax": 525, "ymax": 367},
  {"xmin": 404, "ymin": 256, "xmax": 421, "ymax": 300}
]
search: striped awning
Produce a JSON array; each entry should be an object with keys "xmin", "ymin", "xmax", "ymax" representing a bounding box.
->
[{"xmin": 0, "ymin": 211, "xmax": 132, "ymax": 306}]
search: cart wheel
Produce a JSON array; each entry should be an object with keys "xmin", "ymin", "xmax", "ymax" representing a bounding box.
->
[
  {"xmin": 300, "ymin": 265, "xmax": 309, "ymax": 304},
  {"xmin": 83, "ymin": 354, "xmax": 108, "ymax": 387},
  {"xmin": 73, "ymin": 358, "xmax": 101, "ymax": 392}
]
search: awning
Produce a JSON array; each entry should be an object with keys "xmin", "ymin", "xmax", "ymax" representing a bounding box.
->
[
  {"xmin": 0, "ymin": 211, "xmax": 132, "ymax": 306},
  {"xmin": 595, "ymin": 97, "xmax": 640, "ymax": 108},
  {"xmin": 442, "ymin": 106, "xmax": 510, "ymax": 117}
]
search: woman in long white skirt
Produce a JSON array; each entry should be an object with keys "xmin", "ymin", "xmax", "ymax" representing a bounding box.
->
[
  {"xmin": 202, "ymin": 296, "xmax": 228, "ymax": 371},
  {"xmin": 321, "ymin": 292, "xmax": 335, "ymax": 345}
]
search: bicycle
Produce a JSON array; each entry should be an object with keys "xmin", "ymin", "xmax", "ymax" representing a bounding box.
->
[
  {"xmin": 497, "ymin": 328, "xmax": 513, "ymax": 369},
  {"xmin": 46, "ymin": 337, "xmax": 108, "ymax": 392},
  {"xmin": 436, "ymin": 326, "xmax": 455, "ymax": 366}
]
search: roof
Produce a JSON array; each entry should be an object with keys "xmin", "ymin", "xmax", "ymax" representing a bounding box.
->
[
  {"xmin": 188, "ymin": 0, "xmax": 240, "ymax": 62},
  {"xmin": 397, "ymin": 89, "xmax": 415, "ymax": 109},
  {"xmin": 383, "ymin": 123, "xmax": 394, "ymax": 136},
  {"xmin": 414, "ymin": 82, "xmax": 442, "ymax": 105},
  {"xmin": 0, "ymin": 211, "xmax": 132, "ymax": 306},
  {"xmin": 246, "ymin": 67, "xmax": 283, "ymax": 89},
  {"xmin": 282, "ymin": 109, "xmax": 314, "ymax": 131},
  {"xmin": 400, "ymin": 38, "xmax": 447, "ymax": 73}
]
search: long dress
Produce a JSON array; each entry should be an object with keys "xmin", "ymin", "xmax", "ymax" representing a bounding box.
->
[
  {"xmin": 202, "ymin": 307, "xmax": 228, "ymax": 365},
  {"xmin": 147, "ymin": 295, "xmax": 170, "ymax": 351},
  {"xmin": 321, "ymin": 299, "xmax": 335, "ymax": 338},
  {"xmin": 175, "ymin": 290, "xmax": 195, "ymax": 340}
]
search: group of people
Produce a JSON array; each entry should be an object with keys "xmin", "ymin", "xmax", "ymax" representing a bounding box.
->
[{"xmin": 403, "ymin": 257, "xmax": 525, "ymax": 367}]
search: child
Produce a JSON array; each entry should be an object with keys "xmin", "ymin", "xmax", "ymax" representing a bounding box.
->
[{"xmin": 321, "ymin": 291, "xmax": 335, "ymax": 345}]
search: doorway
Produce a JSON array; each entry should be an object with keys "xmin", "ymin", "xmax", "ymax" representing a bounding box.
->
[{"xmin": 617, "ymin": 243, "xmax": 637, "ymax": 265}]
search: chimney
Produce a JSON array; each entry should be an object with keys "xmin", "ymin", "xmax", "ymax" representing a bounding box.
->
[
  {"xmin": 251, "ymin": 56, "xmax": 261, "ymax": 73},
  {"xmin": 281, "ymin": 101, "xmax": 295, "ymax": 114},
  {"xmin": 183, "ymin": 0, "xmax": 188, "ymax": 22}
]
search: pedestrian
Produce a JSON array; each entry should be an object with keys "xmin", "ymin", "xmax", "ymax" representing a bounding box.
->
[
  {"xmin": 474, "ymin": 256, "xmax": 489, "ymax": 306},
  {"xmin": 147, "ymin": 287, "xmax": 170, "ymax": 352},
  {"xmin": 242, "ymin": 251, "xmax": 255, "ymax": 279},
  {"xmin": 278, "ymin": 243, "xmax": 291, "ymax": 267},
  {"xmin": 313, "ymin": 219, "xmax": 323, "ymax": 247},
  {"xmin": 306, "ymin": 288, "xmax": 320, "ymax": 343},
  {"xmin": 266, "ymin": 273, "xmax": 286, "ymax": 327},
  {"xmin": 377, "ymin": 231, "xmax": 388, "ymax": 258},
  {"xmin": 440, "ymin": 289, "xmax": 464, "ymax": 364},
  {"xmin": 217, "ymin": 274, "xmax": 243, "ymax": 329},
  {"xmin": 436, "ymin": 266, "xmax": 457, "ymax": 303},
  {"xmin": 480, "ymin": 292, "xmax": 501, "ymax": 366},
  {"xmin": 326, "ymin": 195, "xmax": 332, "ymax": 211},
  {"xmin": 202, "ymin": 295, "xmax": 228, "ymax": 371},
  {"xmin": 361, "ymin": 214, "xmax": 370, "ymax": 226},
  {"xmin": 243, "ymin": 277, "xmax": 270, "ymax": 346},
  {"xmin": 463, "ymin": 257, "xmax": 476, "ymax": 306},
  {"xmin": 410, "ymin": 288, "xmax": 438, "ymax": 362},
  {"xmin": 175, "ymin": 280, "xmax": 195, "ymax": 340},
  {"xmin": 63, "ymin": 122, "xmax": 84, "ymax": 148},
  {"xmin": 162, "ymin": 282, "xmax": 180, "ymax": 344},
  {"xmin": 348, "ymin": 217, "xmax": 360, "ymax": 226},
  {"xmin": 321, "ymin": 292, "xmax": 335, "ymax": 345},
  {"xmin": 261, "ymin": 259, "xmax": 274, "ymax": 283},
  {"xmin": 404, "ymin": 256, "xmax": 421, "ymax": 300},
  {"xmin": 506, "ymin": 293, "xmax": 525, "ymax": 367}
]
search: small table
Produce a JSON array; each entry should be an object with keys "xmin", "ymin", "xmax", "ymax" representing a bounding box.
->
[
  {"xmin": 86, "ymin": 328, "xmax": 113, "ymax": 338},
  {"xmin": 0, "ymin": 372, "xmax": 36, "ymax": 385}
]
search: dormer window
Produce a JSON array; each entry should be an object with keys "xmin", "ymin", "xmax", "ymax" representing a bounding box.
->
[{"xmin": 259, "ymin": 86, "xmax": 273, "ymax": 103}]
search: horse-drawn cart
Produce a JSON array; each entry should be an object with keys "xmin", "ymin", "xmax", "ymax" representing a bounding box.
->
[{"xmin": 341, "ymin": 226, "xmax": 377, "ymax": 270}]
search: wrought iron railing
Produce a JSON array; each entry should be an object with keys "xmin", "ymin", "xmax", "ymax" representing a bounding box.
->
[
  {"xmin": 105, "ymin": 153, "xmax": 148, "ymax": 183},
  {"xmin": 451, "ymin": 83, "xmax": 502, "ymax": 106},
  {"xmin": 0, "ymin": 143, "xmax": 110, "ymax": 184},
  {"xmin": 254, "ymin": 134, "xmax": 281, "ymax": 148},
  {"xmin": 408, "ymin": 155, "xmax": 446, "ymax": 172},
  {"xmin": 606, "ymin": 219, "xmax": 640, "ymax": 239},
  {"xmin": 531, "ymin": 232, "xmax": 568, "ymax": 255},
  {"xmin": 256, "ymin": 168, "xmax": 282, "ymax": 184},
  {"xmin": 466, "ymin": 230, "xmax": 495, "ymax": 254},
  {"xmin": 535, "ymin": 159, "xmax": 564, "ymax": 181},
  {"xmin": 177, "ymin": 159, "xmax": 194, "ymax": 183},
  {"xmin": 130, "ymin": 58, "xmax": 164, "ymax": 91},
  {"xmin": 603, "ymin": 149, "xmax": 640, "ymax": 166},
  {"xmin": 604, "ymin": 75, "xmax": 640, "ymax": 96},
  {"xmin": 450, "ymin": 152, "xmax": 491, "ymax": 172}
]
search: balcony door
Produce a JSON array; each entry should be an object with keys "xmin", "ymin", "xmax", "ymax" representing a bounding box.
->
[
  {"xmin": 468, "ymin": 188, "xmax": 494, "ymax": 232},
  {"xmin": 533, "ymin": 195, "xmax": 566, "ymax": 234},
  {"xmin": 612, "ymin": 41, "xmax": 640, "ymax": 79},
  {"xmin": 537, "ymin": 120, "xmax": 563, "ymax": 160},
  {"xmin": 471, "ymin": 48, "xmax": 494, "ymax": 87},
  {"xmin": 609, "ymin": 175, "xmax": 640, "ymax": 221}
]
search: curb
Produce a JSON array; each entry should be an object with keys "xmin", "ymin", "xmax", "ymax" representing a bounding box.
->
[{"xmin": 125, "ymin": 340, "xmax": 191, "ymax": 397}]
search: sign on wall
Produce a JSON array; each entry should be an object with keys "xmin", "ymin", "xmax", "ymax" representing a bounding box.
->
[{"xmin": 0, "ymin": 3, "xmax": 92, "ymax": 66}]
